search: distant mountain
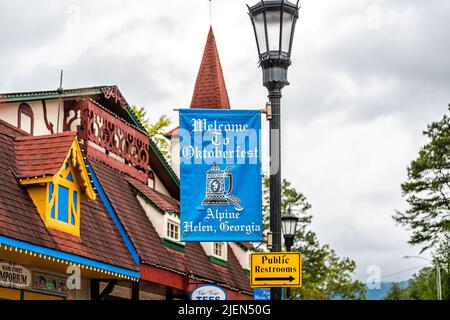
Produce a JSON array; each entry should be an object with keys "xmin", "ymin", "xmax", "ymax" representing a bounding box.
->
[{"xmin": 366, "ymin": 281, "xmax": 409, "ymax": 300}]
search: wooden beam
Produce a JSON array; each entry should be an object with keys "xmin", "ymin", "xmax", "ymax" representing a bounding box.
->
[
  {"xmin": 99, "ymin": 280, "xmax": 117, "ymax": 300},
  {"xmin": 131, "ymin": 281, "xmax": 140, "ymax": 301},
  {"xmin": 90, "ymin": 279, "xmax": 100, "ymax": 300}
]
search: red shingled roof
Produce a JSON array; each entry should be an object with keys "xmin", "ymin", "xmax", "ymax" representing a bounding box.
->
[
  {"xmin": 127, "ymin": 177, "xmax": 180, "ymax": 213},
  {"xmin": 91, "ymin": 159, "xmax": 251, "ymax": 293},
  {"xmin": 89, "ymin": 159, "xmax": 185, "ymax": 271},
  {"xmin": 238, "ymin": 242, "xmax": 254, "ymax": 251},
  {"xmin": 190, "ymin": 27, "xmax": 230, "ymax": 109},
  {"xmin": 14, "ymin": 131, "xmax": 77, "ymax": 178},
  {"xmin": 164, "ymin": 126, "xmax": 179, "ymax": 139},
  {"xmin": 0, "ymin": 129, "xmax": 137, "ymax": 271}
]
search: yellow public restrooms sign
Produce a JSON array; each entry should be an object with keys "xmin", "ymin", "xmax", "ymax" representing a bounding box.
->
[{"xmin": 250, "ymin": 252, "xmax": 302, "ymax": 288}]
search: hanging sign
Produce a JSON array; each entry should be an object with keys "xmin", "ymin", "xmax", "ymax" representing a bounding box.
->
[
  {"xmin": 0, "ymin": 262, "xmax": 32, "ymax": 288},
  {"xmin": 179, "ymin": 109, "xmax": 262, "ymax": 242},
  {"xmin": 190, "ymin": 284, "xmax": 227, "ymax": 300},
  {"xmin": 253, "ymin": 288, "xmax": 271, "ymax": 300},
  {"xmin": 250, "ymin": 252, "xmax": 302, "ymax": 288},
  {"xmin": 33, "ymin": 272, "xmax": 68, "ymax": 295}
]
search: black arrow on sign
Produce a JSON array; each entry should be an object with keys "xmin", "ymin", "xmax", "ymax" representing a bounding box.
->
[{"xmin": 255, "ymin": 276, "xmax": 295, "ymax": 282}]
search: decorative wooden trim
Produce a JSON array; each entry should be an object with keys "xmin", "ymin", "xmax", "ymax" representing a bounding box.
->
[
  {"xmin": 102, "ymin": 86, "xmax": 128, "ymax": 109},
  {"xmin": 41, "ymin": 100, "xmax": 54, "ymax": 134},
  {"xmin": 63, "ymin": 100, "xmax": 150, "ymax": 171},
  {"xmin": 161, "ymin": 238, "xmax": 185, "ymax": 253},
  {"xmin": 17, "ymin": 103, "xmax": 34, "ymax": 135},
  {"xmin": 140, "ymin": 264, "xmax": 185, "ymax": 291},
  {"xmin": 208, "ymin": 256, "xmax": 228, "ymax": 267}
]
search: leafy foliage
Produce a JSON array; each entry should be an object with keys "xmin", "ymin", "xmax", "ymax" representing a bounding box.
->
[
  {"xmin": 131, "ymin": 105, "xmax": 172, "ymax": 161},
  {"xmin": 394, "ymin": 107, "xmax": 450, "ymax": 253},
  {"xmin": 434, "ymin": 234, "xmax": 450, "ymax": 300},
  {"xmin": 261, "ymin": 174, "xmax": 367, "ymax": 300},
  {"xmin": 384, "ymin": 282, "xmax": 410, "ymax": 300},
  {"xmin": 383, "ymin": 263, "xmax": 449, "ymax": 300}
]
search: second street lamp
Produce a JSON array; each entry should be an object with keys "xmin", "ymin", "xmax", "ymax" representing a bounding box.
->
[
  {"xmin": 248, "ymin": 0, "xmax": 300, "ymax": 301},
  {"xmin": 281, "ymin": 207, "xmax": 299, "ymax": 300},
  {"xmin": 281, "ymin": 207, "xmax": 299, "ymax": 252}
]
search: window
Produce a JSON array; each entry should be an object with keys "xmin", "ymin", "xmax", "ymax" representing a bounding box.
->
[
  {"xmin": 213, "ymin": 242, "xmax": 225, "ymax": 259},
  {"xmin": 167, "ymin": 221, "xmax": 180, "ymax": 241},
  {"xmin": 47, "ymin": 161, "xmax": 81, "ymax": 235},
  {"xmin": 18, "ymin": 103, "xmax": 34, "ymax": 135}
]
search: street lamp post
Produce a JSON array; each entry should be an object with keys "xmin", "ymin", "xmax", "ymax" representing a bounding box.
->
[
  {"xmin": 281, "ymin": 207, "xmax": 299, "ymax": 300},
  {"xmin": 248, "ymin": 0, "xmax": 300, "ymax": 301},
  {"xmin": 403, "ymin": 255, "xmax": 442, "ymax": 300}
]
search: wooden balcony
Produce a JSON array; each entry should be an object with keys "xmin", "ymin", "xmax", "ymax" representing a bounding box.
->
[{"xmin": 63, "ymin": 100, "xmax": 150, "ymax": 172}]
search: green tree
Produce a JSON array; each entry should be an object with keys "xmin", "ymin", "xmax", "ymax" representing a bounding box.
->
[
  {"xmin": 261, "ymin": 174, "xmax": 367, "ymax": 300},
  {"xmin": 131, "ymin": 105, "xmax": 172, "ymax": 161},
  {"xmin": 393, "ymin": 106, "xmax": 450, "ymax": 253},
  {"xmin": 383, "ymin": 282, "xmax": 410, "ymax": 300},
  {"xmin": 435, "ymin": 235, "xmax": 450, "ymax": 299},
  {"xmin": 408, "ymin": 266, "xmax": 439, "ymax": 300}
]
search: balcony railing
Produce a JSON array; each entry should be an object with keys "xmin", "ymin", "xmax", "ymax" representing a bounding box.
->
[{"xmin": 64, "ymin": 100, "xmax": 150, "ymax": 170}]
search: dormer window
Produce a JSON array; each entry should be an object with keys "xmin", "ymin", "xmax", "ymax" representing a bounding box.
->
[
  {"xmin": 15, "ymin": 132, "xmax": 96, "ymax": 237},
  {"xmin": 213, "ymin": 242, "xmax": 226, "ymax": 260},
  {"xmin": 167, "ymin": 220, "xmax": 180, "ymax": 242}
]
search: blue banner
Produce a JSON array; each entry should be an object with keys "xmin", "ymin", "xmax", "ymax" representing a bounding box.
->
[
  {"xmin": 179, "ymin": 109, "xmax": 262, "ymax": 242},
  {"xmin": 253, "ymin": 288, "xmax": 271, "ymax": 300},
  {"xmin": 254, "ymin": 288, "xmax": 284, "ymax": 300}
]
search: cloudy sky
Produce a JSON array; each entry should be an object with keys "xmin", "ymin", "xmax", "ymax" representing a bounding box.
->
[{"xmin": 1, "ymin": 0, "xmax": 449, "ymax": 282}]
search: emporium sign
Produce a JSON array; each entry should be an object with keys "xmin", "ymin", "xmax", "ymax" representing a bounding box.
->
[
  {"xmin": 179, "ymin": 109, "xmax": 262, "ymax": 242},
  {"xmin": 0, "ymin": 262, "xmax": 31, "ymax": 288}
]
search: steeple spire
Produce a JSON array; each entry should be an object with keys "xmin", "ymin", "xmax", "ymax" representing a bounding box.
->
[{"xmin": 190, "ymin": 27, "xmax": 230, "ymax": 109}]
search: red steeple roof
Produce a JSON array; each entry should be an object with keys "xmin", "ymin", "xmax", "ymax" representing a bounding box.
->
[{"xmin": 190, "ymin": 27, "xmax": 230, "ymax": 109}]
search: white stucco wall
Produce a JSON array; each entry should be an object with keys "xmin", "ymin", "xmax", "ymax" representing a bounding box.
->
[
  {"xmin": 0, "ymin": 99, "xmax": 64, "ymax": 136},
  {"xmin": 152, "ymin": 172, "xmax": 171, "ymax": 197},
  {"xmin": 169, "ymin": 136, "xmax": 180, "ymax": 177},
  {"xmin": 0, "ymin": 102, "xmax": 19, "ymax": 127},
  {"xmin": 200, "ymin": 242, "xmax": 228, "ymax": 261},
  {"xmin": 229, "ymin": 242, "xmax": 250, "ymax": 271},
  {"xmin": 136, "ymin": 194, "xmax": 165, "ymax": 237}
]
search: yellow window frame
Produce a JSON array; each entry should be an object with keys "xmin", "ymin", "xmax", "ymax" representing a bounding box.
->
[{"xmin": 46, "ymin": 161, "xmax": 81, "ymax": 237}]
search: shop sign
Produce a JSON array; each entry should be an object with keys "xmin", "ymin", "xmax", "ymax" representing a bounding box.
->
[
  {"xmin": 190, "ymin": 284, "xmax": 227, "ymax": 300},
  {"xmin": 250, "ymin": 252, "xmax": 302, "ymax": 288},
  {"xmin": 179, "ymin": 109, "xmax": 263, "ymax": 242},
  {"xmin": 33, "ymin": 272, "xmax": 68, "ymax": 295},
  {"xmin": 0, "ymin": 262, "xmax": 32, "ymax": 288}
]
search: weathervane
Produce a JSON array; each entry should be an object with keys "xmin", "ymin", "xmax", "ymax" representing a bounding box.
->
[
  {"xmin": 56, "ymin": 69, "xmax": 64, "ymax": 133},
  {"xmin": 209, "ymin": 0, "xmax": 213, "ymax": 26}
]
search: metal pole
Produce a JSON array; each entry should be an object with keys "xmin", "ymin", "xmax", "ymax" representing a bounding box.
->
[
  {"xmin": 286, "ymin": 243, "xmax": 292, "ymax": 300},
  {"xmin": 436, "ymin": 260, "xmax": 442, "ymax": 300},
  {"xmin": 284, "ymin": 235, "xmax": 294, "ymax": 300},
  {"xmin": 269, "ymin": 88, "xmax": 282, "ymax": 301}
]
